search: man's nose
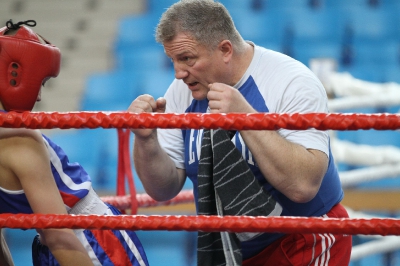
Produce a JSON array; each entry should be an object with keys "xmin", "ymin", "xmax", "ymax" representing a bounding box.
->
[{"xmin": 174, "ymin": 63, "xmax": 188, "ymax": 80}]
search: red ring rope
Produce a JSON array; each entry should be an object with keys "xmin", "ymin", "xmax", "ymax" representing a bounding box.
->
[
  {"xmin": 1, "ymin": 112, "xmax": 400, "ymax": 130},
  {"xmin": 101, "ymin": 190, "xmax": 195, "ymax": 210},
  {"xmin": 0, "ymin": 213, "xmax": 398, "ymax": 236}
]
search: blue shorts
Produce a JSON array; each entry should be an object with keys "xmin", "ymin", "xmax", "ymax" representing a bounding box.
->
[{"xmin": 32, "ymin": 204, "xmax": 149, "ymax": 266}]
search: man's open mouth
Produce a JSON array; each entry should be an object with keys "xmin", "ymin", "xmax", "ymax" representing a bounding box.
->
[{"xmin": 188, "ymin": 82, "xmax": 199, "ymax": 86}]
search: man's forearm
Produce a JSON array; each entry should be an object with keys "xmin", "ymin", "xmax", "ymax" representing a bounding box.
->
[
  {"xmin": 133, "ymin": 133, "xmax": 184, "ymax": 201},
  {"xmin": 239, "ymin": 130, "xmax": 328, "ymax": 203}
]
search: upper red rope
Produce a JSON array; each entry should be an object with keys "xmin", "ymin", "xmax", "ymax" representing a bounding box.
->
[{"xmin": 1, "ymin": 112, "xmax": 400, "ymax": 130}]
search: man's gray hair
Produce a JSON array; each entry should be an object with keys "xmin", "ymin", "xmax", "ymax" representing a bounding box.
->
[{"xmin": 155, "ymin": 0, "xmax": 246, "ymax": 52}]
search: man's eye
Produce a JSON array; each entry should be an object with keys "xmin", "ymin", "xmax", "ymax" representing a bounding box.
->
[{"xmin": 183, "ymin": 57, "xmax": 196, "ymax": 66}]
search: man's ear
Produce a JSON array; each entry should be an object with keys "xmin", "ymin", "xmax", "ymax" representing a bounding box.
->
[{"xmin": 218, "ymin": 40, "xmax": 233, "ymax": 63}]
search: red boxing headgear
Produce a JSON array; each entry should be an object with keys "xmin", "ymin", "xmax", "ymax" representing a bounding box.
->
[{"xmin": 0, "ymin": 21, "xmax": 61, "ymax": 112}]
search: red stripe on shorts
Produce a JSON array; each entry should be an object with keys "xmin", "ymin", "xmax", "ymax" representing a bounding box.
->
[{"xmin": 91, "ymin": 230, "xmax": 132, "ymax": 265}]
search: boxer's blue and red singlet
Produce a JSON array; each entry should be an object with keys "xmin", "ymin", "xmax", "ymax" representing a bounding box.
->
[{"xmin": 0, "ymin": 128, "xmax": 149, "ymax": 266}]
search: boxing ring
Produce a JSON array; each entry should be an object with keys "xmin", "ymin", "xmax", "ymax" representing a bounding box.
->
[{"xmin": 1, "ymin": 111, "xmax": 400, "ymax": 263}]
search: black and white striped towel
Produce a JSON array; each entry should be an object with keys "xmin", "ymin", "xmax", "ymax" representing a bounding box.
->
[{"xmin": 197, "ymin": 129, "xmax": 282, "ymax": 266}]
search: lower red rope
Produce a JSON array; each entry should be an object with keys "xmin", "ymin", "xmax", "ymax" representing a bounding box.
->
[
  {"xmin": 0, "ymin": 214, "xmax": 399, "ymax": 236},
  {"xmin": 101, "ymin": 190, "xmax": 195, "ymax": 210}
]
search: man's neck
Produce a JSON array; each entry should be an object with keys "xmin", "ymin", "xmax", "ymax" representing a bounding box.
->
[{"xmin": 231, "ymin": 42, "xmax": 254, "ymax": 86}]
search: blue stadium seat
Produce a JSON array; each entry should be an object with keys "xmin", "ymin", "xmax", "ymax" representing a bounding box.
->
[
  {"xmin": 339, "ymin": 63, "xmax": 388, "ymax": 83},
  {"xmin": 81, "ymin": 70, "xmax": 140, "ymax": 111},
  {"xmin": 376, "ymin": 105, "xmax": 400, "ymax": 115},
  {"xmin": 380, "ymin": 0, "xmax": 400, "ymax": 9},
  {"xmin": 133, "ymin": 68, "xmax": 175, "ymax": 99},
  {"xmin": 50, "ymin": 128, "xmax": 120, "ymax": 192},
  {"xmin": 292, "ymin": 42, "xmax": 341, "ymax": 67},
  {"xmin": 4, "ymin": 229, "xmax": 38, "ymax": 266},
  {"xmin": 49, "ymin": 130, "xmax": 105, "ymax": 170},
  {"xmin": 336, "ymin": 130, "xmax": 360, "ymax": 145},
  {"xmin": 260, "ymin": 41, "xmax": 282, "ymax": 53},
  {"xmin": 355, "ymin": 129, "xmax": 400, "ymax": 147},
  {"xmin": 325, "ymin": 0, "xmax": 371, "ymax": 8},
  {"xmin": 219, "ymin": 0, "xmax": 267, "ymax": 11},
  {"xmin": 286, "ymin": 7, "xmax": 345, "ymax": 46},
  {"xmin": 229, "ymin": 8, "xmax": 286, "ymax": 47},
  {"xmin": 146, "ymin": 0, "xmax": 180, "ymax": 15},
  {"xmin": 337, "ymin": 5, "xmax": 398, "ymax": 43},
  {"xmin": 114, "ymin": 13, "xmax": 160, "ymax": 53},
  {"xmin": 114, "ymin": 45, "xmax": 172, "ymax": 72},
  {"xmin": 281, "ymin": 6, "xmax": 344, "ymax": 62},
  {"xmin": 266, "ymin": 0, "xmax": 319, "ymax": 9},
  {"xmin": 357, "ymin": 176, "xmax": 400, "ymax": 189},
  {"xmin": 385, "ymin": 64, "xmax": 400, "ymax": 84},
  {"xmin": 352, "ymin": 40, "xmax": 400, "ymax": 66},
  {"xmin": 136, "ymin": 231, "xmax": 196, "ymax": 266},
  {"xmin": 49, "ymin": 129, "xmax": 99, "ymax": 168}
]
